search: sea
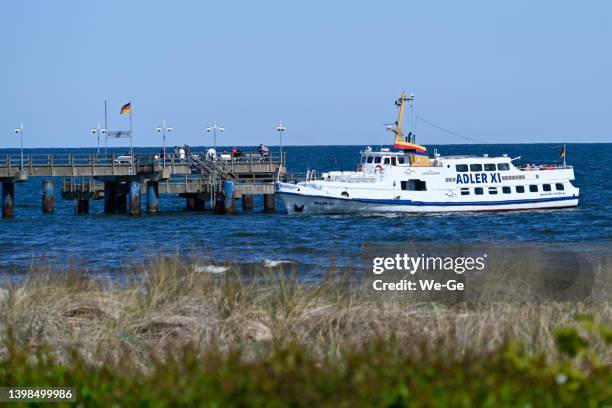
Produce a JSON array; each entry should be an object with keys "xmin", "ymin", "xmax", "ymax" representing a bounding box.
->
[{"xmin": 0, "ymin": 143, "xmax": 610, "ymax": 278}]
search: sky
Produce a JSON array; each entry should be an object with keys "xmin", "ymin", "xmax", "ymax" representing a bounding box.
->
[{"xmin": 1, "ymin": 0, "xmax": 611, "ymax": 148}]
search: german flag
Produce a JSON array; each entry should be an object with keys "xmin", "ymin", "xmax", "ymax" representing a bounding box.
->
[
  {"xmin": 120, "ymin": 102, "xmax": 131, "ymax": 115},
  {"xmin": 560, "ymin": 144, "xmax": 566, "ymax": 159}
]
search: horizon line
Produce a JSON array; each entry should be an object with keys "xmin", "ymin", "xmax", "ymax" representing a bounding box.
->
[{"xmin": 0, "ymin": 141, "xmax": 610, "ymax": 150}]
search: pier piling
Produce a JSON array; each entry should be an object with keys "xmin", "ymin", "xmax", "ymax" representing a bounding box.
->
[
  {"xmin": 128, "ymin": 181, "xmax": 141, "ymax": 216},
  {"xmin": 2, "ymin": 182, "xmax": 14, "ymax": 218},
  {"xmin": 194, "ymin": 196, "xmax": 205, "ymax": 211},
  {"xmin": 76, "ymin": 199, "xmax": 89, "ymax": 214},
  {"xmin": 146, "ymin": 181, "xmax": 159, "ymax": 214},
  {"xmin": 42, "ymin": 180, "xmax": 55, "ymax": 213},
  {"xmin": 223, "ymin": 180, "xmax": 235, "ymax": 214},
  {"xmin": 104, "ymin": 182, "xmax": 117, "ymax": 214},
  {"xmin": 264, "ymin": 193, "xmax": 275, "ymax": 213},
  {"xmin": 115, "ymin": 183, "xmax": 128, "ymax": 213},
  {"xmin": 185, "ymin": 195, "xmax": 196, "ymax": 211},
  {"xmin": 214, "ymin": 193, "xmax": 225, "ymax": 214},
  {"xmin": 242, "ymin": 193, "xmax": 254, "ymax": 211}
]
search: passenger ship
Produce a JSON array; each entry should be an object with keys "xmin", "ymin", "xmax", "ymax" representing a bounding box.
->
[{"xmin": 276, "ymin": 93, "xmax": 579, "ymax": 214}]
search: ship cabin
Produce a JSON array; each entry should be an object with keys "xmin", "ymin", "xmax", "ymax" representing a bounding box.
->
[
  {"xmin": 358, "ymin": 146, "xmax": 432, "ymax": 172},
  {"xmin": 359, "ymin": 147, "xmax": 569, "ymax": 173}
]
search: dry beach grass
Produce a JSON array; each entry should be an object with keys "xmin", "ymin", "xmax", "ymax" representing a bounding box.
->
[{"xmin": 1, "ymin": 256, "xmax": 611, "ymax": 370}]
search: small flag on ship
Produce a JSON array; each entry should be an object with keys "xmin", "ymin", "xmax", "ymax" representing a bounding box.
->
[
  {"xmin": 560, "ymin": 144, "xmax": 566, "ymax": 159},
  {"xmin": 120, "ymin": 102, "xmax": 131, "ymax": 115}
]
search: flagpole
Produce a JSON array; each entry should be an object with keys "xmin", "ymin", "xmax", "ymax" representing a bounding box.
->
[
  {"xmin": 563, "ymin": 144, "xmax": 567, "ymax": 167},
  {"xmin": 104, "ymin": 100, "xmax": 108, "ymax": 156},
  {"xmin": 129, "ymin": 102, "xmax": 133, "ymax": 174}
]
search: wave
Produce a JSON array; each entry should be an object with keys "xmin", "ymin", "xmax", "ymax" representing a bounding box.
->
[
  {"xmin": 193, "ymin": 265, "xmax": 229, "ymax": 274},
  {"xmin": 262, "ymin": 259, "xmax": 295, "ymax": 268}
]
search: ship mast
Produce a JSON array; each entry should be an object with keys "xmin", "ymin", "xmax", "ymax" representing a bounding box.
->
[{"xmin": 388, "ymin": 92, "xmax": 415, "ymax": 144}]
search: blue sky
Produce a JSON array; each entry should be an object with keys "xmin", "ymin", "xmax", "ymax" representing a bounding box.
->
[{"xmin": 1, "ymin": 0, "xmax": 610, "ymax": 148}]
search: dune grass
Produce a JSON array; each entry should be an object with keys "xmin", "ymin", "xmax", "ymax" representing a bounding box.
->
[{"xmin": 0, "ymin": 257, "xmax": 611, "ymax": 406}]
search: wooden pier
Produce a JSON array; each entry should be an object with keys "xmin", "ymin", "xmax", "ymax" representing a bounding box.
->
[{"xmin": 0, "ymin": 151, "xmax": 285, "ymax": 217}]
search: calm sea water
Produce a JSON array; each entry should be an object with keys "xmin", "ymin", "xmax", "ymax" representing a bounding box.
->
[{"xmin": 0, "ymin": 143, "xmax": 610, "ymax": 277}]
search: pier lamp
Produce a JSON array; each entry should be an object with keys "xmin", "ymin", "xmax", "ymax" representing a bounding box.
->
[
  {"xmin": 276, "ymin": 121, "xmax": 286, "ymax": 166},
  {"xmin": 156, "ymin": 120, "xmax": 173, "ymax": 165},
  {"xmin": 13, "ymin": 124, "xmax": 23, "ymax": 171},
  {"xmin": 206, "ymin": 122, "xmax": 224, "ymax": 152},
  {"xmin": 91, "ymin": 122, "xmax": 107, "ymax": 155}
]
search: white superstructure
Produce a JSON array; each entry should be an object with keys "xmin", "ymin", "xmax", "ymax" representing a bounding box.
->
[{"xmin": 276, "ymin": 93, "xmax": 579, "ymax": 214}]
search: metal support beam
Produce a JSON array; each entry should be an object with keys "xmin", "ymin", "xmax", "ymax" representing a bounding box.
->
[
  {"xmin": 242, "ymin": 193, "xmax": 254, "ymax": 211},
  {"xmin": 2, "ymin": 182, "xmax": 14, "ymax": 218},
  {"xmin": 146, "ymin": 181, "xmax": 159, "ymax": 214},
  {"xmin": 264, "ymin": 193, "xmax": 275, "ymax": 213},
  {"xmin": 42, "ymin": 179, "xmax": 55, "ymax": 213},
  {"xmin": 128, "ymin": 181, "xmax": 141, "ymax": 216}
]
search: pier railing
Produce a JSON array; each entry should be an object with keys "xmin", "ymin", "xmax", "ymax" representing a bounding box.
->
[
  {"xmin": 0, "ymin": 153, "xmax": 188, "ymax": 168},
  {"xmin": 518, "ymin": 164, "xmax": 573, "ymax": 171},
  {"xmin": 204, "ymin": 151, "xmax": 285, "ymax": 174},
  {"xmin": 0, "ymin": 153, "xmax": 194, "ymax": 179}
]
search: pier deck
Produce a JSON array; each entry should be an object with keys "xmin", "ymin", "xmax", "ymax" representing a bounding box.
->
[
  {"xmin": 0, "ymin": 151, "xmax": 284, "ymax": 217},
  {"xmin": 63, "ymin": 177, "xmax": 276, "ymax": 199}
]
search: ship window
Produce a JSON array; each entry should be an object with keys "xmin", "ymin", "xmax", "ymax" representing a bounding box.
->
[
  {"xmin": 456, "ymin": 164, "xmax": 468, "ymax": 172},
  {"xmin": 384, "ymin": 157, "xmax": 391, "ymax": 165},
  {"xmin": 374, "ymin": 157, "xmax": 382, "ymax": 164},
  {"xmin": 502, "ymin": 186, "xmax": 511, "ymax": 194},
  {"xmin": 474, "ymin": 187, "xmax": 484, "ymax": 195},
  {"xmin": 543, "ymin": 184, "xmax": 551, "ymax": 192},
  {"xmin": 498, "ymin": 163, "xmax": 510, "ymax": 171},
  {"xmin": 361, "ymin": 157, "xmax": 366, "ymax": 163},
  {"xmin": 516, "ymin": 186, "xmax": 525, "ymax": 193},
  {"xmin": 401, "ymin": 179, "xmax": 427, "ymax": 191},
  {"xmin": 398, "ymin": 157, "xmax": 405, "ymax": 164},
  {"xmin": 484, "ymin": 163, "xmax": 496, "ymax": 171},
  {"xmin": 391, "ymin": 157, "xmax": 397, "ymax": 166},
  {"xmin": 556, "ymin": 183, "xmax": 565, "ymax": 191},
  {"xmin": 488, "ymin": 187, "xmax": 498, "ymax": 195},
  {"xmin": 367, "ymin": 157, "xmax": 374, "ymax": 163},
  {"xmin": 529, "ymin": 185, "xmax": 538, "ymax": 192},
  {"xmin": 470, "ymin": 164, "xmax": 483, "ymax": 172},
  {"xmin": 460, "ymin": 188, "xmax": 470, "ymax": 196}
]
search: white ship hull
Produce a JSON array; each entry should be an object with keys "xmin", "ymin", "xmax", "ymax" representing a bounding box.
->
[
  {"xmin": 277, "ymin": 187, "xmax": 578, "ymax": 215},
  {"xmin": 276, "ymin": 153, "xmax": 580, "ymax": 215}
]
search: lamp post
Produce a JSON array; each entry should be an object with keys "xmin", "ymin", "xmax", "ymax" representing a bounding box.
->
[
  {"xmin": 13, "ymin": 124, "xmax": 23, "ymax": 171},
  {"xmin": 156, "ymin": 120, "xmax": 173, "ymax": 166},
  {"xmin": 206, "ymin": 122, "xmax": 224, "ymax": 152},
  {"xmin": 276, "ymin": 120, "xmax": 286, "ymax": 167},
  {"xmin": 91, "ymin": 122, "xmax": 107, "ymax": 156}
]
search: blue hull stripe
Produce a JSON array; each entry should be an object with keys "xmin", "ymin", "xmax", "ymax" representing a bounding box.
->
[{"xmin": 278, "ymin": 191, "xmax": 578, "ymax": 207}]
